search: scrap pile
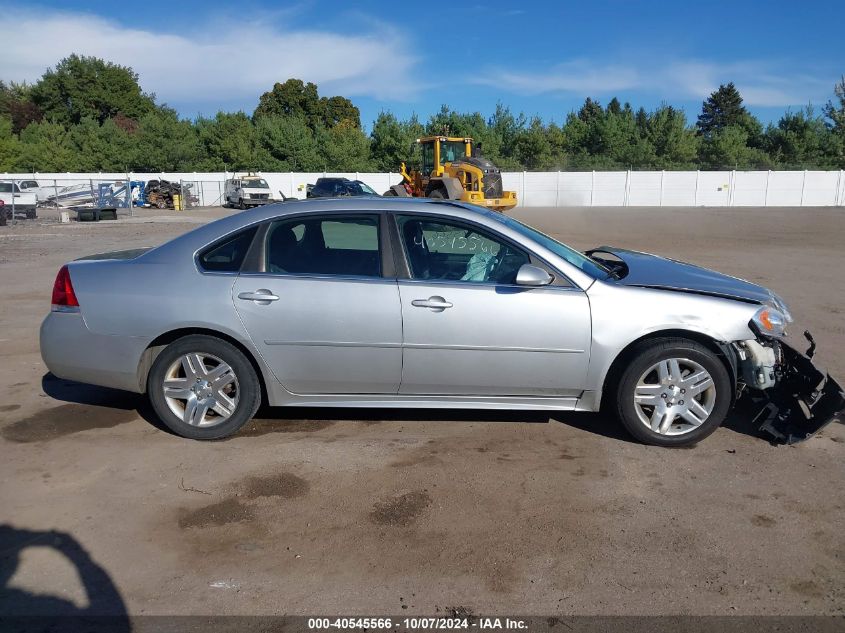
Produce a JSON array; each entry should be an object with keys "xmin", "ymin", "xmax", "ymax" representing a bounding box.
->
[{"xmin": 144, "ymin": 180, "xmax": 197, "ymax": 209}]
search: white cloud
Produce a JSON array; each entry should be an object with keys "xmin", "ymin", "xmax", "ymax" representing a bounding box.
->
[
  {"xmin": 0, "ymin": 6, "xmax": 420, "ymax": 108},
  {"xmin": 476, "ymin": 58, "xmax": 835, "ymax": 107}
]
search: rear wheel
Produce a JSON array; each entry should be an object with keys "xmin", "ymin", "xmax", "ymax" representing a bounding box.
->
[
  {"xmin": 147, "ymin": 335, "xmax": 261, "ymax": 440},
  {"xmin": 614, "ymin": 338, "xmax": 731, "ymax": 447}
]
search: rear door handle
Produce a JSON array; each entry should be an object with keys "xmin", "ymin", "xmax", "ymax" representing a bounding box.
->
[
  {"xmin": 411, "ymin": 296, "xmax": 453, "ymax": 312},
  {"xmin": 238, "ymin": 289, "xmax": 279, "ymax": 305}
]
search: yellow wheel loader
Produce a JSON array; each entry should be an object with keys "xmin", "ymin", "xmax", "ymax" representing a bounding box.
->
[{"xmin": 384, "ymin": 136, "xmax": 517, "ymax": 212}]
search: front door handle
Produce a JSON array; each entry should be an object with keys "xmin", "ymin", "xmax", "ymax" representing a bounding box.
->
[
  {"xmin": 238, "ymin": 289, "xmax": 279, "ymax": 305},
  {"xmin": 411, "ymin": 296, "xmax": 453, "ymax": 312}
]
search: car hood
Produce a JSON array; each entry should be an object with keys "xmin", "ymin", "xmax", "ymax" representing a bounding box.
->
[{"xmin": 586, "ymin": 246, "xmax": 773, "ymax": 304}]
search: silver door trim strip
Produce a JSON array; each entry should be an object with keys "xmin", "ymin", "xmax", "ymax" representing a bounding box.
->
[
  {"xmin": 264, "ymin": 340, "xmax": 401, "ymax": 348},
  {"xmin": 263, "ymin": 340, "xmax": 583, "ymax": 353},
  {"xmin": 404, "ymin": 343, "xmax": 584, "ymax": 353}
]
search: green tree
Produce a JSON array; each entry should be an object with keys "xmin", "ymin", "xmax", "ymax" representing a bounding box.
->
[
  {"xmin": 696, "ymin": 82, "xmax": 762, "ymax": 147},
  {"xmin": 30, "ymin": 55, "xmax": 155, "ymax": 126},
  {"xmin": 0, "ymin": 81, "xmax": 42, "ymax": 134},
  {"xmin": 699, "ymin": 125, "xmax": 772, "ymax": 169},
  {"xmin": 824, "ymin": 76, "xmax": 845, "ymax": 137},
  {"xmin": 131, "ymin": 108, "xmax": 204, "ymax": 171},
  {"xmin": 317, "ymin": 120, "xmax": 373, "ymax": 172},
  {"xmin": 0, "ymin": 117, "xmax": 23, "ymax": 170},
  {"xmin": 68, "ymin": 117, "xmax": 133, "ymax": 171},
  {"xmin": 16, "ymin": 120, "xmax": 76, "ymax": 170},
  {"xmin": 253, "ymin": 79, "xmax": 360, "ymax": 130},
  {"xmin": 512, "ymin": 117, "xmax": 552, "ymax": 170},
  {"xmin": 255, "ymin": 115, "xmax": 321, "ymax": 171},
  {"xmin": 763, "ymin": 108, "xmax": 842, "ymax": 169},
  {"xmin": 646, "ymin": 106, "xmax": 699, "ymax": 169},
  {"xmin": 369, "ymin": 111, "xmax": 424, "ymax": 171},
  {"xmin": 254, "ymin": 79, "xmax": 322, "ymax": 123},
  {"xmin": 196, "ymin": 112, "xmax": 263, "ymax": 171},
  {"xmin": 323, "ymin": 95, "xmax": 361, "ymax": 128}
]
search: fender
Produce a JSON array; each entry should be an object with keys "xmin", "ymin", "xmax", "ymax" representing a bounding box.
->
[{"xmin": 428, "ymin": 176, "xmax": 464, "ymax": 200}]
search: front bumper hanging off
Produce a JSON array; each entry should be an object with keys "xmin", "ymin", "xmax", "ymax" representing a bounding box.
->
[{"xmin": 747, "ymin": 332, "xmax": 845, "ymax": 444}]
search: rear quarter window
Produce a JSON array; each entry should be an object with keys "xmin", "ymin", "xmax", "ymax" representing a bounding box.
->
[{"xmin": 198, "ymin": 226, "xmax": 258, "ymax": 272}]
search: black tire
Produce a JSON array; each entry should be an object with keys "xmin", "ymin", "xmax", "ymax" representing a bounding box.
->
[
  {"xmin": 147, "ymin": 335, "xmax": 261, "ymax": 440},
  {"xmin": 26, "ymin": 210, "xmax": 37, "ymax": 219},
  {"xmin": 614, "ymin": 337, "xmax": 731, "ymax": 447},
  {"xmin": 383, "ymin": 189, "xmax": 397, "ymax": 196},
  {"xmin": 238, "ymin": 198, "xmax": 246, "ymax": 210},
  {"xmin": 428, "ymin": 188, "xmax": 446, "ymax": 199}
]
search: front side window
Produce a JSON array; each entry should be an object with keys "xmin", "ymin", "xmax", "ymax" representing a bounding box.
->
[
  {"xmin": 439, "ymin": 141, "xmax": 465, "ymax": 165},
  {"xmin": 397, "ymin": 215, "xmax": 529, "ymax": 285},
  {"xmin": 198, "ymin": 226, "xmax": 258, "ymax": 272},
  {"xmin": 265, "ymin": 215, "xmax": 380, "ymax": 277}
]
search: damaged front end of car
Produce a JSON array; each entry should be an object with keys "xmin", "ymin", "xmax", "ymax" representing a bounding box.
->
[{"xmin": 735, "ymin": 322, "xmax": 845, "ymax": 445}]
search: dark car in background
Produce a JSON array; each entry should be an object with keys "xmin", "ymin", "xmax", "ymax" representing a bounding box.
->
[{"xmin": 306, "ymin": 178, "xmax": 380, "ymax": 198}]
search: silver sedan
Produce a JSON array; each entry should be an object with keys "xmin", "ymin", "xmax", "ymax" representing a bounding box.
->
[{"xmin": 40, "ymin": 198, "xmax": 843, "ymax": 445}]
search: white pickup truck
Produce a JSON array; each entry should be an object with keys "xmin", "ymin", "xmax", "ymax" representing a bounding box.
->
[
  {"xmin": 16, "ymin": 179, "xmax": 49, "ymax": 203},
  {"xmin": 0, "ymin": 181, "xmax": 38, "ymax": 219}
]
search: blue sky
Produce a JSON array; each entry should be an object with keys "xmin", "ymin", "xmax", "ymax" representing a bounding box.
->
[{"xmin": 3, "ymin": 0, "xmax": 843, "ymax": 130}]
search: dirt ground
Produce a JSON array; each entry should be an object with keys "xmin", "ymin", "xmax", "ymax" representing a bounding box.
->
[{"xmin": 0, "ymin": 204, "xmax": 843, "ymax": 617}]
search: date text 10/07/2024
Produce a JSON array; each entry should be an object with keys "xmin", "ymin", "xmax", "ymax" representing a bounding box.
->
[{"xmin": 307, "ymin": 618, "xmax": 529, "ymax": 630}]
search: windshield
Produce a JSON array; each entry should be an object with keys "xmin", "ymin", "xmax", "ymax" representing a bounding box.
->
[
  {"xmin": 354, "ymin": 181, "xmax": 378, "ymax": 195},
  {"xmin": 439, "ymin": 141, "xmax": 465, "ymax": 165},
  {"xmin": 242, "ymin": 179, "xmax": 269, "ymax": 189},
  {"xmin": 494, "ymin": 215, "xmax": 611, "ymax": 279}
]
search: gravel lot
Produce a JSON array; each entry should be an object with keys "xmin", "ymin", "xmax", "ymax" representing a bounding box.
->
[{"xmin": 0, "ymin": 204, "xmax": 843, "ymax": 617}]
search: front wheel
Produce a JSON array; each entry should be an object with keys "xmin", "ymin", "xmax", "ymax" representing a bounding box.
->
[
  {"xmin": 614, "ymin": 338, "xmax": 731, "ymax": 447},
  {"xmin": 428, "ymin": 188, "xmax": 446, "ymax": 199},
  {"xmin": 147, "ymin": 335, "xmax": 261, "ymax": 440}
]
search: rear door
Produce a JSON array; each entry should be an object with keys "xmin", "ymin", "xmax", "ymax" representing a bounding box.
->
[
  {"xmin": 394, "ymin": 214, "xmax": 592, "ymax": 397},
  {"xmin": 232, "ymin": 213, "xmax": 402, "ymax": 394}
]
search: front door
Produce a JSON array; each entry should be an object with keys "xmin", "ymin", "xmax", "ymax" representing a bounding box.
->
[
  {"xmin": 233, "ymin": 213, "xmax": 402, "ymax": 394},
  {"xmin": 395, "ymin": 215, "xmax": 591, "ymax": 396}
]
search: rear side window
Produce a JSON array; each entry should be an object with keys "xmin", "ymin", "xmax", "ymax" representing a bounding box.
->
[
  {"xmin": 198, "ymin": 226, "xmax": 257, "ymax": 272},
  {"xmin": 265, "ymin": 215, "xmax": 380, "ymax": 277}
]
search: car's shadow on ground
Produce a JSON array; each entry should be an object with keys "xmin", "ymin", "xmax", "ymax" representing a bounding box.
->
[
  {"xmin": 40, "ymin": 373, "xmax": 776, "ymax": 445},
  {"xmin": 40, "ymin": 373, "xmax": 170, "ymax": 434}
]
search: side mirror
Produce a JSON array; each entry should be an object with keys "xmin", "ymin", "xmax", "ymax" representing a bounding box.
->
[{"xmin": 515, "ymin": 264, "xmax": 553, "ymax": 287}]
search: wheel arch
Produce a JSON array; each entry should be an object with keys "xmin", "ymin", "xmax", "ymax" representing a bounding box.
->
[
  {"xmin": 137, "ymin": 327, "xmax": 269, "ymax": 405},
  {"xmin": 598, "ymin": 328, "xmax": 739, "ymax": 411}
]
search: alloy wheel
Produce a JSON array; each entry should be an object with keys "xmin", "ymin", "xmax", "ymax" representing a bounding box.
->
[
  {"xmin": 632, "ymin": 357, "xmax": 716, "ymax": 436},
  {"xmin": 162, "ymin": 353, "xmax": 239, "ymax": 427}
]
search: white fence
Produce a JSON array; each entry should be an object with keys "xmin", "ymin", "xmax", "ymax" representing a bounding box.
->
[{"xmin": 3, "ymin": 170, "xmax": 844, "ymax": 207}]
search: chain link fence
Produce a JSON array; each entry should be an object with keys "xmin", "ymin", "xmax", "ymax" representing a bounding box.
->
[{"xmin": 0, "ymin": 176, "xmax": 233, "ymax": 225}]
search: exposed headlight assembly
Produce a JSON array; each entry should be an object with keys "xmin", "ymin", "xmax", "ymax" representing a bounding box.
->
[
  {"xmin": 752, "ymin": 304, "xmax": 790, "ymax": 338},
  {"xmin": 767, "ymin": 292, "xmax": 793, "ymax": 323}
]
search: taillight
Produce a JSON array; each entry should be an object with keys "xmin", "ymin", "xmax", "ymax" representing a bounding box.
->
[{"xmin": 51, "ymin": 265, "xmax": 80, "ymax": 311}]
